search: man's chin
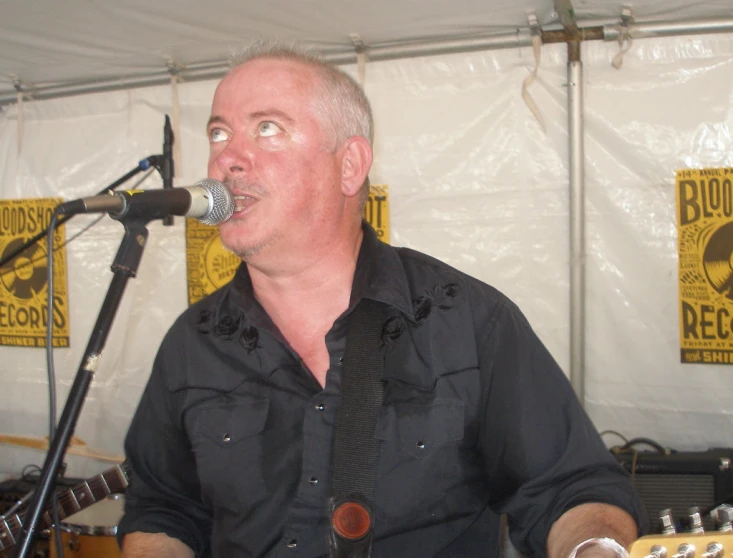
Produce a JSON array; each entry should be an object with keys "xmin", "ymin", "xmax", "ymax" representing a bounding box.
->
[
  {"xmin": 221, "ymin": 240, "xmax": 259, "ymax": 260},
  {"xmin": 235, "ymin": 246, "xmax": 265, "ymax": 260},
  {"xmin": 220, "ymin": 235, "xmax": 268, "ymax": 261},
  {"xmin": 219, "ymin": 224, "xmax": 282, "ymax": 262}
]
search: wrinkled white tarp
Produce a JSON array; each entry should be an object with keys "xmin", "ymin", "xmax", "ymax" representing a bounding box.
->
[
  {"xmin": 2, "ymin": 0, "xmax": 732, "ymax": 98},
  {"xmin": 0, "ymin": 33, "xmax": 732, "ymax": 480}
]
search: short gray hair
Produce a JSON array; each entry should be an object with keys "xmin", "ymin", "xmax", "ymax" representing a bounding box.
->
[{"xmin": 229, "ymin": 41, "xmax": 374, "ymax": 149}]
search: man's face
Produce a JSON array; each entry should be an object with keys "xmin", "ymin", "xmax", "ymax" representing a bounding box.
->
[{"xmin": 207, "ymin": 59, "xmax": 343, "ymax": 261}]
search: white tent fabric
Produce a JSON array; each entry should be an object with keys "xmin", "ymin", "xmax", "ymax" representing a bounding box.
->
[
  {"xmin": 2, "ymin": 0, "xmax": 733, "ymax": 103},
  {"xmin": 0, "ymin": 33, "xmax": 732, "ymax": 480}
]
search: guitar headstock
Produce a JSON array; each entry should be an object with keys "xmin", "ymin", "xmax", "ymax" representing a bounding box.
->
[
  {"xmin": 629, "ymin": 532, "xmax": 733, "ymax": 558},
  {"xmin": 630, "ymin": 507, "xmax": 733, "ymax": 558}
]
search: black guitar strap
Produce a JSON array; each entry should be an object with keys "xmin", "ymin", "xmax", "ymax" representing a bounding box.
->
[{"xmin": 329, "ymin": 297, "xmax": 385, "ymax": 558}]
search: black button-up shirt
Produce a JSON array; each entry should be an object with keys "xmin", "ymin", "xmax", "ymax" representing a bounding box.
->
[{"xmin": 119, "ymin": 222, "xmax": 644, "ymax": 557}]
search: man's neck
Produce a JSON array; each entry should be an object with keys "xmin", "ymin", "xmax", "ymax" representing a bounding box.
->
[
  {"xmin": 248, "ymin": 219, "xmax": 362, "ymax": 313},
  {"xmin": 246, "ymin": 223, "xmax": 364, "ymax": 386},
  {"xmin": 247, "ymin": 222, "xmax": 363, "ymax": 308}
]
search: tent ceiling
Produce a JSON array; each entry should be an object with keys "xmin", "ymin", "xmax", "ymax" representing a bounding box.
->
[{"xmin": 1, "ymin": 0, "xmax": 732, "ymax": 105}]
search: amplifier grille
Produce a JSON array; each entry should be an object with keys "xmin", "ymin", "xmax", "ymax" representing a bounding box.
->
[
  {"xmin": 613, "ymin": 449, "xmax": 733, "ymax": 534},
  {"xmin": 631, "ymin": 474, "xmax": 715, "ymax": 532}
]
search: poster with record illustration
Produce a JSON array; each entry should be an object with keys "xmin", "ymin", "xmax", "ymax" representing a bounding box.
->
[
  {"xmin": 0, "ymin": 198, "xmax": 69, "ymax": 348},
  {"xmin": 676, "ymin": 167, "xmax": 733, "ymax": 364},
  {"xmin": 185, "ymin": 184, "xmax": 390, "ymax": 305}
]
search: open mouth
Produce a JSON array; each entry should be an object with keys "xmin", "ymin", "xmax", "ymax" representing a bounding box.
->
[{"xmin": 233, "ymin": 195, "xmax": 256, "ymax": 212}]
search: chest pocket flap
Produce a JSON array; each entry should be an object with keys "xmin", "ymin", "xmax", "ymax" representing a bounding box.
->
[
  {"xmin": 192, "ymin": 397, "xmax": 269, "ymax": 448},
  {"xmin": 375, "ymin": 398, "xmax": 465, "ymax": 458}
]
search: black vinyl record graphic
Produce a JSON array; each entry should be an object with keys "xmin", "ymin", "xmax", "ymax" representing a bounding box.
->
[
  {"xmin": 0, "ymin": 238, "xmax": 48, "ymax": 300},
  {"xmin": 702, "ymin": 221, "xmax": 733, "ymax": 301}
]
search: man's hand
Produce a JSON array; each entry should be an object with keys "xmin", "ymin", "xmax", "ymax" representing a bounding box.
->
[
  {"xmin": 121, "ymin": 532, "xmax": 195, "ymax": 558},
  {"xmin": 547, "ymin": 503, "xmax": 639, "ymax": 558}
]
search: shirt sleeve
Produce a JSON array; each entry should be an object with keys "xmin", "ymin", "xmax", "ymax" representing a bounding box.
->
[
  {"xmin": 477, "ymin": 298, "xmax": 648, "ymax": 557},
  {"xmin": 117, "ymin": 334, "xmax": 213, "ymax": 556}
]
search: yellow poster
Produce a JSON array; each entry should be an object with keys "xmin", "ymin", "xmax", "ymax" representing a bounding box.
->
[
  {"xmin": 677, "ymin": 167, "xmax": 733, "ymax": 364},
  {"xmin": 186, "ymin": 184, "xmax": 392, "ymax": 305},
  {"xmin": 364, "ymin": 184, "xmax": 390, "ymax": 244},
  {"xmin": 185, "ymin": 218, "xmax": 240, "ymax": 306},
  {"xmin": 0, "ymin": 198, "xmax": 69, "ymax": 348}
]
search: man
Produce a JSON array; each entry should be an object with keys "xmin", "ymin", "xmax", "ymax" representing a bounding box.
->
[{"xmin": 118, "ymin": 43, "xmax": 645, "ymax": 557}]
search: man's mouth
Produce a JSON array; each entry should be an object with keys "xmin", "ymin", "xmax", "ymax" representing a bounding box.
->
[{"xmin": 232, "ymin": 195, "xmax": 256, "ymax": 212}]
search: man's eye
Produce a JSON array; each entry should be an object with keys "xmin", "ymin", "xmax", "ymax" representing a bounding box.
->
[
  {"xmin": 210, "ymin": 128, "xmax": 229, "ymax": 143},
  {"xmin": 258, "ymin": 121, "xmax": 282, "ymax": 137}
]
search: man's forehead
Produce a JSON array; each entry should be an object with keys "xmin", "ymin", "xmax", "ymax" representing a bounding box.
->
[
  {"xmin": 221, "ymin": 58, "xmax": 317, "ymax": 90},
  {"xmin": 209, "ymin": 59, "xmax": 320, "ymax": 122}
]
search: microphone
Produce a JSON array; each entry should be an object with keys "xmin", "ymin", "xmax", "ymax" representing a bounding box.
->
[
  {"xmin": 57, "ymin": 178, "xmax": 234, "ymax": 225},
  {"xmin": 161, "ymin": 115, "xmax": 175, "ymax": 226}
]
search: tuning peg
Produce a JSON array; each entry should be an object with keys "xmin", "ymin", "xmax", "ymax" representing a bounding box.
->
[
  {"xmin": 710, "ymin": 505, "xmax": 733, "ymax": 532},
  {"xmin": 643, "ymin": 544, "xmax": 668, "ymax": 558},
  {"xmin": 660, "ymin": 509, "xmax": 677, "ymax": 535},
  {"xmin": 687, "ymin": 507, "xmax": 704, "ymax": 535},
  {"xmin": 671, "ymin": 542, "xmax": 695, "ymax": 558},
  {"xmin": 700, "ymin": 542, "xmax": 724, "ymax": 558}
]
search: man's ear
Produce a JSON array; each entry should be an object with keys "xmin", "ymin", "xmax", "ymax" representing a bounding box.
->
[{"xmin": 340, "ymin": 136, "xmax": 373, "ymax": 198}]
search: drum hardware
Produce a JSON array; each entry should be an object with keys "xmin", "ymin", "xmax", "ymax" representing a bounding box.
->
[{"xmin": 49, "ymin": 494, "xmax": 124, "ymax": 558}]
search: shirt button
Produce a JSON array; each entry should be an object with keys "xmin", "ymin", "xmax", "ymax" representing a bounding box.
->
[
  {"xmin": 315, "ymin": 403, "xmax": 325, "ymax": 411},
  {"xmin": 286, "ymin": 539, "xmax": 297, "ymax": 548},
  {"xmin": 309, "ymin": 476, "xmax": 319, "ymax": 485},
  {"xmin": 338, "ymin": 357, "xmax": 344, "ymax": 366},
  {"xmin": 416, "ymin": 441, "xmax": 425, "ymax": 449},
  {"xmin": 222, "ymin": 434, "xmax": 231, "ymax": 443}
]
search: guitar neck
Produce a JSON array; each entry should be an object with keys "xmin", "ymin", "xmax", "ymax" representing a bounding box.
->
[{"xmin": 0, "ymin": 462, "xmax": 130, "ymax": 552}]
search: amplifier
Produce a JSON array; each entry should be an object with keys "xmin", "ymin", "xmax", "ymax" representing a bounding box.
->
[{"xmin": 613, "ymin": 449, "xmax": 733, "ymax": 533}]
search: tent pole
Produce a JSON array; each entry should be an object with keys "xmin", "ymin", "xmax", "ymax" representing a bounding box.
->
[
  {"xmin": 603, "ymin": 19, "xmax": 733, "ymax": 41},
  {"xmin": 567, "ymin": 40, "xmax": 586, "ymax": 404},
  {"xmin": 2, "ymin": 18, "xmax": 733, "ymax": 107}
]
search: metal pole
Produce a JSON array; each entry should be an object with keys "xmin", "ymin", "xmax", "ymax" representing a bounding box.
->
[
  {"xmin": 3, "ymin": 18, "xmax": 733, "ymax": 106},
  {"xmin": 12, "ymin": 217, "xmax": 149, "ymax": 558},
  {"xmin": 349, "ymin": 32, "xmax": 533, "ymax": 62},
  {"xmin": 603, "ymin": 18, "xmax": 733, "ymax": 41},
  {"xmin": 567, "ymin": 40, "xmax": 586, "ymax": 403}
]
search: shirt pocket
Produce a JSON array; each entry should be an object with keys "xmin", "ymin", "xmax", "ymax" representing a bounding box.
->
[
  {"xmin": 188, "ymin": 396, "xmax": 270, "ymax": 510},
  {"xmin": 373, "ymin": 398, "xmax": 466, "ymax": 519},
  {"xmin": 375, "ymin": 398, "xmax": 465, "ymax": 458},
  {"xmin": 193, "ymin": 397, "xmax": 269, "ymax": 446}
]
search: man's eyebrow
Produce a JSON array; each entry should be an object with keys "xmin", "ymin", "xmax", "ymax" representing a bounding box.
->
[
  {"xmin": 206, "ymin": 115, "xmax": 226, "ymax": 131},
  {"xmin": 249, "ymin": 109, "xmax": 295, "ymax": 124}
]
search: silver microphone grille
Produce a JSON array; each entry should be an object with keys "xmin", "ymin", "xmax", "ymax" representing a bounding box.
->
[{"xmin": 197, "ymin": 178, "xmax": 235, "ymax": 225}]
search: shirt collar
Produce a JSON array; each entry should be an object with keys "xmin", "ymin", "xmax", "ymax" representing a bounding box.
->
[
  {"xmin": 224, "ymin": 222, "xmax": 441, "ymax": 390},
  {"xmin": 350, "ymin": 221, "xmax": 414, "ymax": 320},
  {"xmin": 230, "ymin": 221, "xmax": 415, "ymax": 322}
]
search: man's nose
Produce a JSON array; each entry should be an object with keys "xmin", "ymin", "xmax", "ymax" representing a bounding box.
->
[{"xmin": 214, "ymin": 136, "xmax": 254, "ymax": 174}]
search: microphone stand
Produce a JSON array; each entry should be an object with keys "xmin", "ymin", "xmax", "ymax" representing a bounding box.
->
[
  {"xmin": 12, "ymin": 213, "xmax": 154, "ymax": 558},
  {"xmin": 0, "ymin": 156, "xmax": 159, "ymax": 268}
]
